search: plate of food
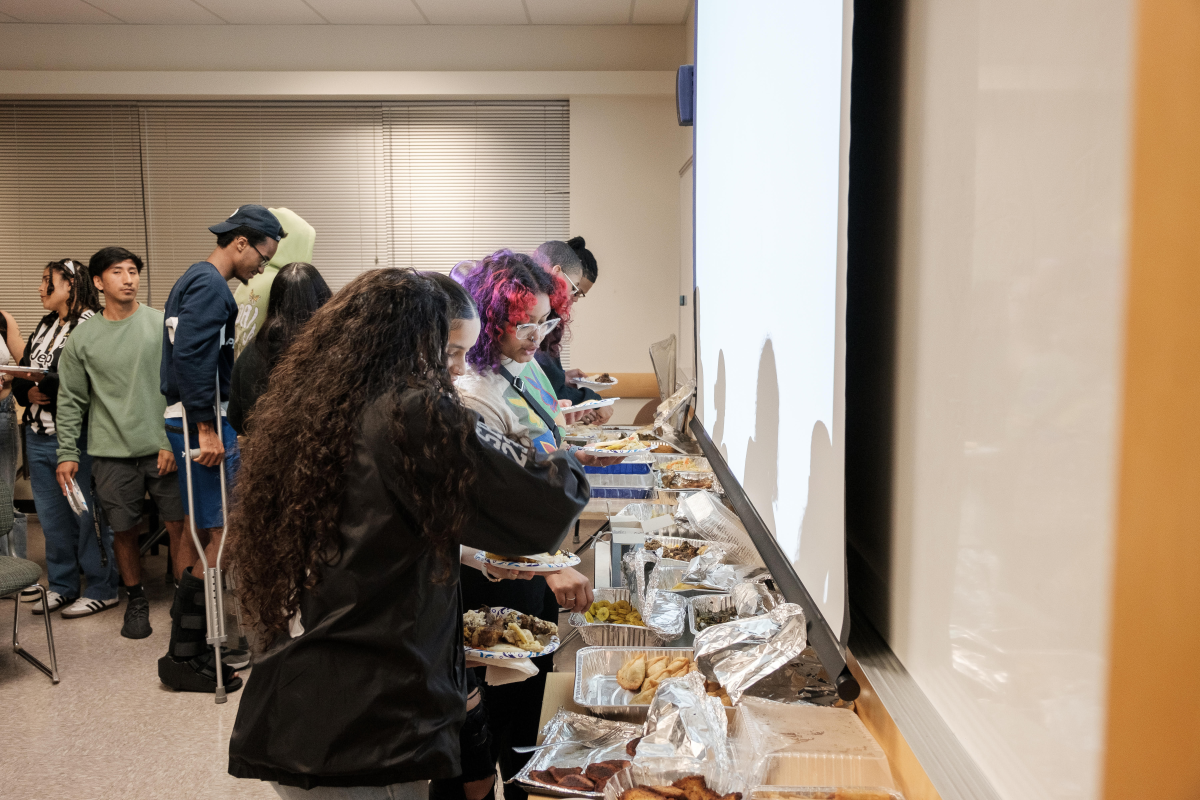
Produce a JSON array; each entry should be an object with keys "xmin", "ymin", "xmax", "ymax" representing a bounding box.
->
[
  {"xmin": 566, "ymin": 397, "xmax": 619, "ymax": 413},
  {"xmin": 474, "ymin": 549, "xmax": 582, "ymax": 573},
  {"xmin": 574, "ymin": 373, "xmax": 618, "ymax": 389},
  {"xmin": 463, "ymin": 606, "xmax": 561, "ymax": 659},
  {"xmin": 583, "ymin": 435, "xmax": 652, "ymax": 456}
]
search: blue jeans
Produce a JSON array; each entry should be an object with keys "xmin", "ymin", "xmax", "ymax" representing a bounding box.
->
[
  {"xmin": 1, "ymin": 395, "xmax": 27, "ymax": 558},
  {"xmin": 25, "ymin": 428, "xmax": 118, "ymax": 601},
  {"xmin": 165, "ymin": 417, "xmax": 238, "ymax": 530}
]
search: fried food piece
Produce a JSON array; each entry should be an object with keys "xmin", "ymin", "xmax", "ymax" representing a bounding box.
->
[
  {"xmin": 631, "ymin": 685, "xmax": 657, "ymax": 704},
  {"xmin": 529, "ymin": 770, "xmax": 555, "ymax": 785},
  {"xmin": 617, "ymin": 655, "xmax": 647, "ymax": 691},
  {"xmin": 645, "ymin": 655, "xmax": 669, "ymax": 680},
  {"xmin": 548, "ymin": 766, "xmax": 583, "ymax": 781},
  {"xmin": 584, "ymin": 760, "xmax": 628, "ymax": 781},
  {"xmin": 625, "ymin": 737, "xmax": 642, "ymax": 757},
  {"xmin": 557, "ymin": 774, "xmax": 596, "ymax": 791},
  {"xmin": 717, "ymin": 794, "xmax": 743, "ymax": 800},
  {"xmin": 673, "ymin": 775, "xmax": 721, "ymax": 800},
  {"xmin": 647, "ymin": 788, "xmax": 687, "ymax": 799},
  {"xmin": 621, "ymin": 788, "xmax": 673, "ymax": 800}
]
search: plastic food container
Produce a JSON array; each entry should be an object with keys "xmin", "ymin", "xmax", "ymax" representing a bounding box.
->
[
  {"xmin": 573, "ymin": 646, "xmax": 694, "ymax": 722},
  {"xmin": 609, "ymin": 503, "xmax": 688, "ymax": 534},
  {"xmin": 571, "ymin": 588, "xmax": 673, "ymax": 647},
  {"xmin": 737, "ymin": 699, "xmax": 895, "ymax": 790},
  {"xmin": 585, "ymin": 458, "xmax": 653, "ymax": 475},
  {"xmin": 748, "ymin": 788, "xmax": 905, "ymax": 800}
]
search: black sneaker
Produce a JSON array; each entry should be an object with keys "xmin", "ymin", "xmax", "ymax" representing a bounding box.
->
[{"xmin": 121, "ymin": 596, "xmax": 152, "ymax": 639}]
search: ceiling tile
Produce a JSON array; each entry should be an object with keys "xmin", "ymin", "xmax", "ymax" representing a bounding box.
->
[
  {"xmin": 304, "ymin": 0, "xmax": 425, "ymax": 24},
  {"xmin": 413, "ymin": 0, "xmax": 527, "ymax": 25},
  {"xmin": 88, "ymin": 0, "xmax": 224, "ymax": 24},
  {"xmin": 524, "ymin": 0, "xmax": 629, "ymax": 25},
  {"xmin": 191, "ymin": 0, "xmax": 325, "ymax": 24},
  {"xmin": 631, "ymin": 0, "xmax": 690, "ymax": 25},
  {"xmin": 0, "ymin": 0, "xmax": 119, "ymax": 23}
]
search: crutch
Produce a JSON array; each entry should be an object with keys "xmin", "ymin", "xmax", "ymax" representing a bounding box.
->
[{"xmin": 180, "ymin": 365, "xmax": 231, "ymax": 704}]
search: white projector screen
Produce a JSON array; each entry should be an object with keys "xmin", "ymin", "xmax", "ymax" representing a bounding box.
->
[{"xmin": 694, "ymin": 0, "xmax": 852, "ymax": 636}]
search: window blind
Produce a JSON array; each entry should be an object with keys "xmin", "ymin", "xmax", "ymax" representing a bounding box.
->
[
  {"xmin": 0, "ymin": 103, "xmax": 147, "ymax": 337},
  {"xmin": 0, "ymin": 101, "xmax": 571, "ymax": 362}
]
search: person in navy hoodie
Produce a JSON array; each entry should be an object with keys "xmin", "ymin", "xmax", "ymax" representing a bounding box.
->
[{"xmin": 159, "ymin": 204, "xmax": 285, "ymax": 693}]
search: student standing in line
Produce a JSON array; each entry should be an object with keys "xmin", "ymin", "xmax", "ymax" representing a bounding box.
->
[
  {"xmin": 9, "ymin": 260, "xmax": 116, "ymax": 618},
  {"xmin": 530, "ymin": 239, "xmax": 613, "ymax": 426},
  {"xmin": 232, "ymin": 207, "xmax": 316, "ymax": 357},
  {"xmin": 450, "ymin": 250, "xmax": 601, "ymax": 800},
  {"xmin": 226, "ymin": 269, "xmax": 588, "ymax": 797},
  {"xmin": 55, "ymin": 247, "xmax": 188, "ymax": 640},
  {"xmin": 0, "ymin": 308, "xmax": 31, "ymax": 575},
  {"xmin": 159, "ymin": 204, "xmax": 284, "ymax": 693},
  {"xmin": 228, "ymin": 262, "xmax": 330, "ymax": 436}
]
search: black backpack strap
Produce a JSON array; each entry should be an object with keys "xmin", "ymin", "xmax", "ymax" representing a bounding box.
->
[{"xmin": 496, "ymin": 368, "xmax": 562, "ymax": 447}]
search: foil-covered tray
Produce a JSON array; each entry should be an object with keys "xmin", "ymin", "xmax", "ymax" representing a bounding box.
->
[
  {"xmin": 512, "ymin": 709, "xmax": 641, "ymax": 798},
  {"xmin": 573, "ymin": 646, "xmax": 694, "ymax": 722},
  {"xmin": 642, "ymin": 536, "xmax": 724, "ymax": 566},
  {"xmin": 569, "ymin": 588, "xmax": 673, "ymax": 647},
  {"xmin": 654, "ymin": 564, "xmax": 730, "ymax": 597}
]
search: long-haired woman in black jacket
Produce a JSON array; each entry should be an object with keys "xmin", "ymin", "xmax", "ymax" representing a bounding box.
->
[{"xmin": 227, "ymin": 268, "xmax": 589, "ymax": 798}]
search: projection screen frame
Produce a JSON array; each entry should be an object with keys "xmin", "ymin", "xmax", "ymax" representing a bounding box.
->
[{"xmin": 688, "ymin": 415, "xmax": 859, "ymax": 701}]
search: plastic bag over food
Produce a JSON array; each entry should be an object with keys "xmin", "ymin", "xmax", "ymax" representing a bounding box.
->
[
  {"xmin": 638, "ymin": 671, "xmax": 731, "ymax": 767},
  {"xmin": 693, "ymin": 603, "xmax": 808, "ymax": 704}
]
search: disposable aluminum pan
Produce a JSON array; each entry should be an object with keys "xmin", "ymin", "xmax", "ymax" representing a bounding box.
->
[
  {"xmin": 650, "ymin": 454, "xmax": 713, "ymax": 473},
  {"xmin": 654, "ymin": 564, "xmax": 729, "ymax": 597},
  {"xmin": 643, "ymin": 536, "xmax": 725, "ymax": 566},
  {"xmin": 569, "ymin": 588, "xmax": 673, "ymax": 647},
  {"xmin": 512, "ymin": 709, "xmax": 641, "ymax": 799},
  {"xmin": 688, "ymin": 594, "xmax": 740, "ymax": 636},
  {"xmin": 748, "ymin": 788, "xmax": 905, "ymax": 800},
  {"xmin": 603, "ymin": 759, "xmax": 743, "ymax": 800},
  {"xmin": 656, "ymin": 471, "xmax": 723, "ymax": 495},
  {"xmin": 573, "ymin": 646, "xmax": 694, "ymax": 722}
]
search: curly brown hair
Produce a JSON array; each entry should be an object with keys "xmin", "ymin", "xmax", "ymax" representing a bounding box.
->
[{"xmin": 227, "ymin": 268, "xmax": 479, "ymax": 647}]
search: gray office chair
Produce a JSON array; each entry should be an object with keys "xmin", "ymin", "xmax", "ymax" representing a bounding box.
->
[{"xmin": 0, "ymin": 556, "xmax": 59, "ymax": 683}]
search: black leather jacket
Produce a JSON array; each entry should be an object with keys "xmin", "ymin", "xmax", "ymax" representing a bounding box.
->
[{"xmin": 228, "ymin": 391, "xmax": 589, "ymax": 788}]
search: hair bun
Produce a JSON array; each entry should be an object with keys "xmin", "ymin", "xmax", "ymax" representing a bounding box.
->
[{"xmin": 567, "ymin": 236, "xmax": 586, "ymax": 250}]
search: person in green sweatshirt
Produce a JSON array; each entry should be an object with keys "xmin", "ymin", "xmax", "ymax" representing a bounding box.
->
[
  {"xmin": 55, "ymin": 247, "xmax": 188, "ymax": 641},
  {"xmin": 232, "ymin": 207, "xmax": 316, "ymax": 357}
]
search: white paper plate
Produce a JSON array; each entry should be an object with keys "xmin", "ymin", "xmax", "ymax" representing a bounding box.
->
[
  {"xmin": 66, "ymin": 478, "xmax": 88, "ymax": 516},
  {"xmin": 565, "ymin": 397, "xmax": 618, "ymax": 412},
  {"xmin": 474, "ymin": 550, "xmax": 581, "ymax": 573},
  {"xmin": 574, "ymin": 376, "xmax": 619, "ymax": 389},
  {"xmin": 582, "ymin": 445, "xmax": 650, "ymax": 456},
  {"xmin": 0, "ymin": 364, "xmax": 49, "ymax": 375},
  {"xmin": 464, "ymin": 606, "xmax": 562, "ymax": 659}
]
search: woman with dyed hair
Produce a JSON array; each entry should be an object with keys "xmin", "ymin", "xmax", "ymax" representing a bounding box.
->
[
  {"xmin": 442, "ymin": 250, "xmax": 602, "ymax": 800},
  {"xmin": 227, "ymin": 268, "xmax": 588, "ymax": 796}
]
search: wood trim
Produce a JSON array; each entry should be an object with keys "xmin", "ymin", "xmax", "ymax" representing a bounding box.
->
[
  {"xmin": 846, "ymin": 651, "xmax": 943, "ymax": 800},
  {"xmin": 1103, "ymin": 2, "xmax": 1200, "ymax": 797},
  {"xmin": 595, "ymin": 372, "xmax": 659, "ymax": 399}
]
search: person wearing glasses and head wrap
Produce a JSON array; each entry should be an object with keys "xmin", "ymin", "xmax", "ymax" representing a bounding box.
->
[{"xmin": 529, "ymin": 239, "xmax": 612, "ymax": 425}]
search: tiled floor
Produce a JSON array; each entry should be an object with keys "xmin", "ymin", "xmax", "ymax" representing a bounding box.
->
[{"xmin": 0, "ymin": 517, "xmax": 604, "ymax": 800}]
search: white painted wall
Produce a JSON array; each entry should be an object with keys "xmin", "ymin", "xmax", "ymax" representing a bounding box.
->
[
  {"xmin": 882, "ymin": 1, "xmax": 1135, "ymax": 798},
  {"xmin": 567, "ymin": 95, "xmax": 691, "ymax": 381}
]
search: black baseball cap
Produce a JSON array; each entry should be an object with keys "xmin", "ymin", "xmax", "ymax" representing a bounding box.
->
[{"xmin": 208, "ymin": 204, "xmax": 285, "ymax": 241}]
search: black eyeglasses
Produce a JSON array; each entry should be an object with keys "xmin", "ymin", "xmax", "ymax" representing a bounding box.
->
[{"xmin": 251, "ymin": 243, "xmax": 272, "ymax": 266}]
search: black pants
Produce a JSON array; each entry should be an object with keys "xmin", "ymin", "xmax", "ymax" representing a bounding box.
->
[{"xmin": 431, "ymin": 656, "xmax": 552, "ymax": 800}]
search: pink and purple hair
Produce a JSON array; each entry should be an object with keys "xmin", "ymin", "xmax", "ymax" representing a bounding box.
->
[{"xmin": 460, "ymin": 249, "xmax": 572, "ymax": 373}]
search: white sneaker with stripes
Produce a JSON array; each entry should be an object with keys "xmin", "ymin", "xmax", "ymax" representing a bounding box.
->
[
  {"xmin": 61, "ymin": 596, "xmax": 119, "ymax": 619},
  {"xmin": 31, "ymin": 590, "xmax": 75, "ymax": 615}
]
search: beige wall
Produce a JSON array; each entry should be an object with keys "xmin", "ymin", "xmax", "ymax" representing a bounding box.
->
[{"xmin": 567, "ymin": 95, "xmax": 691, "ymax": 380}]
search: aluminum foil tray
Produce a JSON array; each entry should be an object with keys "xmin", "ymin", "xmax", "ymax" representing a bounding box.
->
[
  {"xmin": 650, "ymin": 454, "xmax": 713, "ymax": 473},
  {"xmin": 655, "ymin": 564, "xmax": 729, "ymax": 597},
  {"xmin": 644, "ymin": 536, "xmax": 742, "ymax": 567},
  {"xmin": 573, "ymin": 646, "xmax": 694, "ymax": 722},
  {"xmin": 512, "ymin": 709, "xmax": 641, "ymax": 798},
  {"xmin": 688, "ymin": 593, "xmax": 740, "ymax": 636},
  {"xmin": 749, "ymin": 789, "xmax": 905, "ymax": 800},
  {"xmin": 569, "ymin": 588, "xmax": 675, "ymax": 647},
  {"xmin": 656, "ymin": 471, "xmax": 723, "ymax": 495}
]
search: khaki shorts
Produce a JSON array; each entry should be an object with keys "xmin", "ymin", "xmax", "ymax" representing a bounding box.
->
[{"xmin": 91, "ymin": 454, "xmax": 185, "ymax": 532}]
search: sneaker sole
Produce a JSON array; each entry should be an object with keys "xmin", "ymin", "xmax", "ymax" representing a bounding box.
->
[
  {"xmin": 61, "ymin": 602, "xmax": 119, "ymax": 619},
  {"xmin": 32, "ymin": 599, "xmax": 77, "ymax": 616},
  {"xmin": 121, "ymin": 622, "xmax": 153, "ymax": 640}
]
